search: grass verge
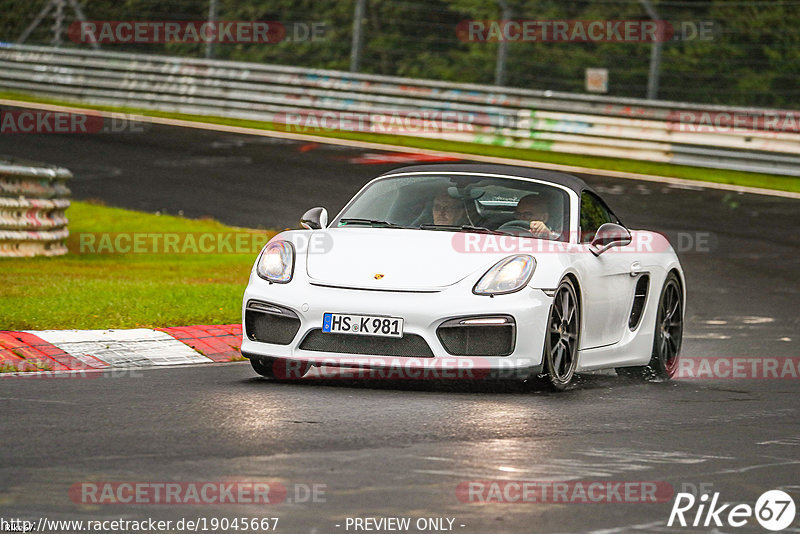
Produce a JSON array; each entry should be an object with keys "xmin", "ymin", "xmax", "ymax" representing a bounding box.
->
[
  {"xmin": 0, "ymin": 201, "xmax": 275, "ymax": 330},
  {"xmin": 1, "ymin": 91, "xmax": 798, "ymax": 194}
]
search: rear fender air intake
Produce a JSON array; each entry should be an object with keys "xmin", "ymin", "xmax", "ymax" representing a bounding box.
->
[{"xmin": 628, "ymin": 275, "xmax": 650, "ymax": 330}]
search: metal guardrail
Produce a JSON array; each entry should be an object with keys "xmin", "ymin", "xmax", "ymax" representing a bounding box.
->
[
  {"xmin": 0, "ymin": 158, "xmax": 71, "ymax": 257},
  {"xmin": 1, "ymin": 43, "xmax": 799, "ymax": 176}
]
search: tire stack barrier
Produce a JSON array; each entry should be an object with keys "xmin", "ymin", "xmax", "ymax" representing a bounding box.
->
[{"xmin": 0, "ymin": 159, "xmax": 72, "ymax": 257}]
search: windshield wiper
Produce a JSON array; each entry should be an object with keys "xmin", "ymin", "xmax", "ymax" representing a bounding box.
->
[
  {"xmin": 418, "ymin": 224, "xmax": 505, "ymax": 235},
  {"xmin": 339, "ymin": 218, "xmax": 407, "ymax": 228}
]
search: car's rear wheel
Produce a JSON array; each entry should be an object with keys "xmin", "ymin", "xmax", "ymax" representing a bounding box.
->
[
  {"xmin": 250, "ymin": 356, "xmax": 310, "ymax": 379},
  {"xmin": 617, "ymin": 272, "xmax": 683, "ymax": 381},
  {"xmin": 541, "ymin": 278, "xmax": 581, "ymax": 391}
]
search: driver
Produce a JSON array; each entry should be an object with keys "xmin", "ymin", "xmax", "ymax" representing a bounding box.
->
[
  {"xmin": 514, "ymin": 194, "xmax": 559, "ymax": 239},
  {"xmin": 432, "ymin": 190, "xmax": 468, "ymax": 226}
]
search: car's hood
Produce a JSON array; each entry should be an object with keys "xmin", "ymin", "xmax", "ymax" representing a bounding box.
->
[{"xmin": 304, "ymin": 228, "xmax": 505, "ymax": 291}]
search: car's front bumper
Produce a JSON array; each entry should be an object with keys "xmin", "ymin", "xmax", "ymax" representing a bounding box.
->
[{"xmin": 241, "ymin": 275, "xmax": 553, "ymax": 379}]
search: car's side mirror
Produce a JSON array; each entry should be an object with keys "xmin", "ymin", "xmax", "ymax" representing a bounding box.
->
[
  {"xmin": 590, "ymin": 223, "xmax": 631, "ymax": 256},
  {"xmin": 300, "ymin": 207, "xmax": 328, "ymax": 230}
]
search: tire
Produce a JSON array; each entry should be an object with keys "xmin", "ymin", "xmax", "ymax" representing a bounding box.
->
[
  {"xmin": 540, "ymin": 277, "xmax": 581, "ymax": 391},
  {"xmin": 250, "ymin": 356, "xmax": 310, "ymax": 379},
  {"xmin": 617, "ymin": 272, "xmax": 683, "ymax": 381}
]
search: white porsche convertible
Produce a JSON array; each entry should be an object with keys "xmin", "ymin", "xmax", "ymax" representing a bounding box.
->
[{"xmin": 241, "ymin": 164, "xmax": 685, "ymax": 390}]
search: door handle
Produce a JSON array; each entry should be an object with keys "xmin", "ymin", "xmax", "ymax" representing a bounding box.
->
[{"xmin": 630, "ymin": 261, "xmax": 642, "ymax": 277}]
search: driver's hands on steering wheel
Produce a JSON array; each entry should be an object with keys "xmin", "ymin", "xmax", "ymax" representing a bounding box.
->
[
  {"xmin": 498, "ymin": 219, "xmax": 559, "ymax": 239},
  {"xmin": 529, "ymin": 220, "xmax": 551, "ymax": 237}
]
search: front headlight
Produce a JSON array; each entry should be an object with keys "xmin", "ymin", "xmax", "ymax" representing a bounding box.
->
[
  {"xmin": 257, "ymin": 241, "xmax": 295, "ymax": 283},
  {"xmin": 473, "ymin": 255, "xmax": 536, "ymax": 295}
]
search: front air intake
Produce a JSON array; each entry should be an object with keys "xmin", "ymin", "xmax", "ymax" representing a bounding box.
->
[
  {"xmin": 299, "ymin": 329, "xmax": 434, "ymax": 358},
  {"xmin": 245, "ymin": 300, "xmax": 301, "ymax": 345},
  {"xmin": 436, "ymin": 316, "xmax": 515, "ymax": 356}
]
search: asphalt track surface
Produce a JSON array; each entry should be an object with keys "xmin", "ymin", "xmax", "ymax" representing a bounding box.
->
[{"xmin": 1, "ymin": 110, "xmax": 799, "ymax": 533}]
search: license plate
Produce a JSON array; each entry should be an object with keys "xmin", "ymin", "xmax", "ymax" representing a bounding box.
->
[{"xmin": 322, "ymin": 313, "xmax": 404, "ymax": 338}]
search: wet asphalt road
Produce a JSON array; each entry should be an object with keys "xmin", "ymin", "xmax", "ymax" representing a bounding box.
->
[{"xmin": 1, "ymin": 112, "xmax": 799, "ymax": 533}]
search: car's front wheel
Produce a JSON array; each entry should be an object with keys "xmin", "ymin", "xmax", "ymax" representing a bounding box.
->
[
  {"xmin": 617, "ymin": 272, "xmax": 683, "ymax": 381},
  {"xmin": 541, "ymin": 277, "xmax": 581, "ymax": 391},
  {"xmin": 250, "ymin": 356, "xmax": 310, "ymax": 379}
]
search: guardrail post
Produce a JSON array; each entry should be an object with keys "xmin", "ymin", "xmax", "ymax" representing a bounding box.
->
[
  {"xmin": 494, "ymin": 0, "xmax": 511, "ymax": 86},
  {"xmin": 0, "ymin": 159, "xmax": 72, "ymax": 257},
  {"xmin": 205, "ymin": 0, "xmax": 218, "ymax": 59},
  {"xmin": 639, "ymin": 0, "xmax": 662, "ymax": 100},
  {"xmin": 350, "ymin": 0, "xmax": 367, "ymax": 72}
]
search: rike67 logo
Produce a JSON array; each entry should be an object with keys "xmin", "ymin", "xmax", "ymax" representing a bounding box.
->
[{"xmin": 668, "ymin": 490, "xmax": 796, "ymax": 531}]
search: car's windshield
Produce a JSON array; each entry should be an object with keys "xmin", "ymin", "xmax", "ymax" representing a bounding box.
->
[{"xmin": 333, "ymin": 173, "xmax": 570, "ymax": 241}]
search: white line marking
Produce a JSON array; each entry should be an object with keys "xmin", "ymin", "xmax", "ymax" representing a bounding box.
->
[
  {"xmin": 758, "ymin": 437, "xmax": 800, "ymax": 446},
  {"xmin": 2, "ymin": 98, "xmax": 798, "ymax": 200},
  {"xmin": 711, "ymin": 459, "xmax": 800, "ymax": 475},
  {"xmin": 661, "ymin": 459, "xmax": 800, "ymax": 480},
  {"xmin": 0, "ymin": 397, "xmax": 77, "ymax": 404}
]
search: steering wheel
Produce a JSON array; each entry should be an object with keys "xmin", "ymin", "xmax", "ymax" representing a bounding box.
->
[{"xmin": 497, "ymin": 219, "xmax": 533, "ymax": 234}]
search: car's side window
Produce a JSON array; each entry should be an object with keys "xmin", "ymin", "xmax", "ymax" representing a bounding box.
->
[{"xmin": 580, "ymin": 192, "xmax": 615, "ymax": 243}]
